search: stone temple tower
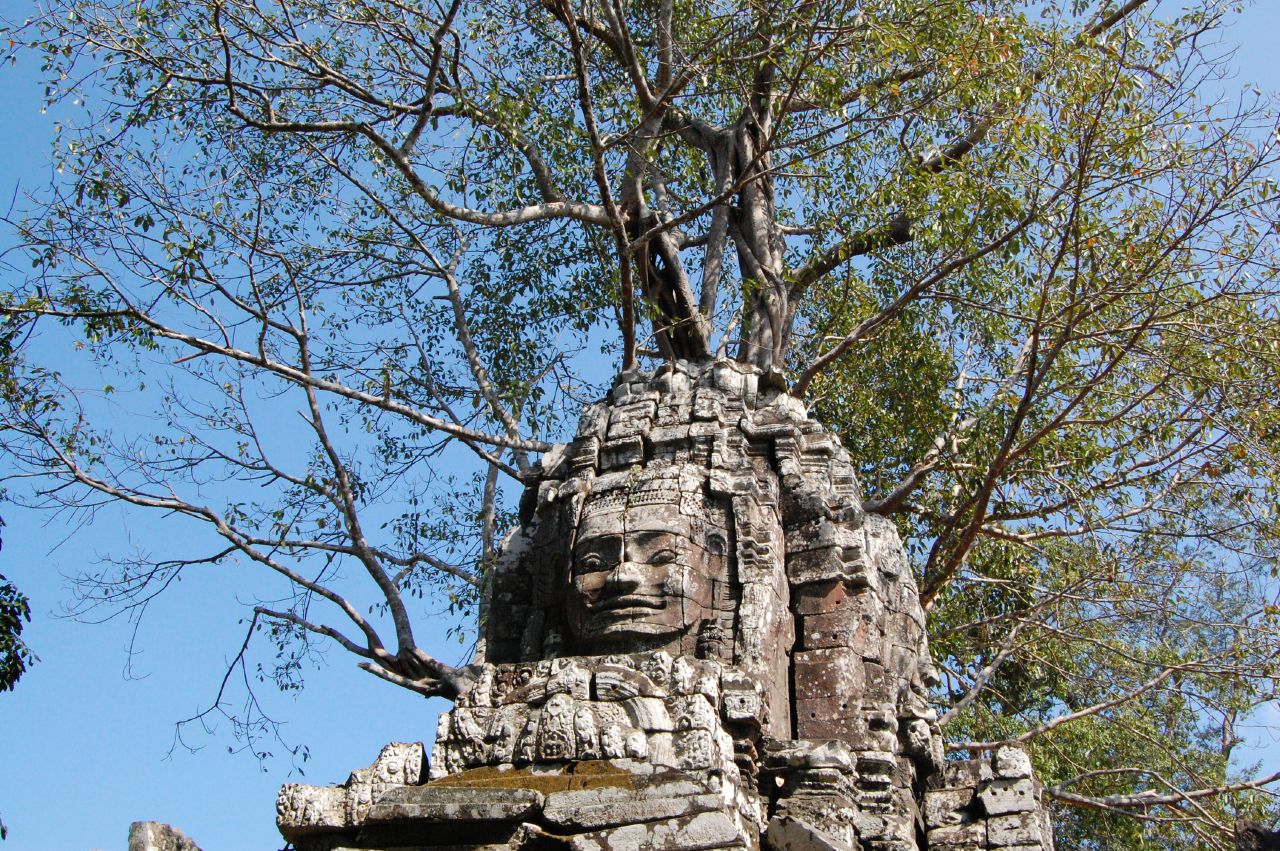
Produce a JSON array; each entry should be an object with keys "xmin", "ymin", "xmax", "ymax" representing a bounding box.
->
[{"xmin": 277, "ymin": 359, "xmax": 1056, "ymax": 851}]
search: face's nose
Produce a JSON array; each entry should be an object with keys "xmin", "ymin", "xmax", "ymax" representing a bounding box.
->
[{"xmin": 601, "ymin": 555, "xmax": 645, "ymax": 595}]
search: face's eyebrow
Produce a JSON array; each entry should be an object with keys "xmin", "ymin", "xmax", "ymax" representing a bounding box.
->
[
  {"xmin": 574, "ymin": 533, "xmax": 622, "ymax": 552},
  {"xmin": 627, "ymin": 530, "xmax": 686, "ymax": 546}
]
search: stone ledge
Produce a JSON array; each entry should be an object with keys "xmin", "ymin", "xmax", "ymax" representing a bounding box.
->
[
  {"xmin": 567, "ymin": 811, "xmax": 748, "ymax": 851},
  {"xmin": 543, "ymin": 779, "xmax": 723, "ymax": 830},
  {"xmin": 765, "ymin": 815, "xmax": 858, "ymax": 850},
  {"xmin": 366, "ymin": 787, "xmax": 545, "ymax": 825}
]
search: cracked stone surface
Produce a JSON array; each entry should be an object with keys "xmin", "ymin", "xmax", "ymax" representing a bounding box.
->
[{"xmin": 276, "ymin": 360, "xmax": 1055, "ymax": 851}]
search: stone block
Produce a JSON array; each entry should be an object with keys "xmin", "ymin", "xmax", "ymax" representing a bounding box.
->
[
  {"xmin": 927, "ymin": 820, "xmax": 987, "ymax": 848},
  {"xmin": 568, "ymin": 810, "xmax": 746, "ymax": 850},
  {"xmin": 793, "ymin": 693, "xmax": 855, "ymax": 720},
  {"xmin": 994, "ymin": 745, "xmax": 1034, "ymax": 779},
  {"xmin": 575, "ymin": 403, "xmax": 609, "ymax": 438},
  {"xmin": 792, "ymin": 580, "xmax": 853, "ymax": 615},
  {"xmin": 1037, "ymin": 806, "xmax": 1056, "ymax": 851},
  {"xmin": 693, "ymin": 388, "xmax": 726, "ymax": 421},
  {"xmin": 721, "ymin": 687, "xmax": 763, "ymax": 725},
  {"xmin": 654, "ymin": 401, "xmax": 691, "ymax": 428},
  {"xmin": 623, "ymin": 695, "xmax": 674, "ymax": 732},
  {"xmin": 989, "ymin": 811, "xmax": 1045, "ymax": 847},
  {"xmin": 788, "ymin": 546, "xmax": 847, "ymax": 586},
  {"xmin": 860, "ymin": 661, "xmax": 889, "ymax": 700},
  {"xmin": 599, "ymin": 435, "xmax": 644, "ymax": 469},
  {"xmin": 606, "ymin": 400, "xmax": 657, "ymax": 438},
  {"xmin": 611, "ymin": 381, "xmax": 634, "ymax": 404},
  {"xmin": 543, "ymin": 783, "xmax": 724, "ymax": 830},
  {"xmin": 365, "ymin": 786, "xmax": 544, "ymax": 824},
  {"xmin": 567, "ymin": 435, "xmax": 600, "ymax": 472},
  {"xmin": 794, "ymin": 647, "xmax": 863, "ymax": 699},
  {"xmin": 764, "ymin": 815, "xmax": 857, "ymax": 850},
  {"xmin": 787, "ymin": 537, "xmax": 873, "ymax": 587},
  {"xmin": 794, "ymin": 704, "xmax": 861, "ymax": 741},
  {"xmin": 895, "ymin": 616, "xmax": 924, "ymax": 653},
  {"xmin": 129, "ymin": 822, "xmax": 202, "ymax": 851},
  {"xmin": 850, "ymin": 811, "xmax": 888, "ymax": 841},
  {"xmin": 784, "ymin": 519, "xmax": 833, "ymax": 554},
  {"xmin": 595, "ymin": 663, "xmax": 665, "ymax": 699},
  {"xmin": 649, "ymin": 422, "xmax": 691, "ymax": 445},
  {"xmin": 277, "ymin": 784, "xmax": 349, "ymax": 836},
  {"xmin": 786, "ymin": 766, "xmax": 856, "ymax": 796},
  {"xmin": 902, "ymin": 718, "xmax": 933, "ymax": 761},
  {"xmin": 854, "ymin": 750, "xmax": 896, "ymax": 783},
  {"xmin": 535, "ymin": 442, "xmax": 569, "ymax": 479},
  {"xmin": 924, "ymin": 787, "xmax": 976, "ymax": 827},
  {"xmin": 801, "ymin": 606, "xmax": 880, "ymax": 651},
  {"xmin": 672, "ymin": 656, "xmax": 721, "ymax": 699},
  {"xmin": 875, "ymin": 810, "xmax": 922, "ymax": 846},
  {"xmin": 932, "ymin": 759, "xmax": 985, "ymax": 791},
  {"xmin": 762, "ymin": 740, "xmax": 857, "ymax": 772},
  {"xmin": 708, "ymin": 466, "xmax": 757, "ymax": 496},
  {"xmin": 864, "ymin": 515, "xmax": 908, "ymax": 578},
  {"xmin": 673, "ymin": 728, "xmax": 723, "ymax": 770},
  {"xmin": 888, "ymin": 644, "xmax": 921, "ymax": 684},
  {"xmin": 977, "ymin": 778, "xmax": 1038, "ymax": 816},
  {"xmin": 866, "ymin": 840, "xmax": 919, "ymax": 851},
  {"xmin": 649, "ymin": 442, "xmax": 691, "ymax": 465}
]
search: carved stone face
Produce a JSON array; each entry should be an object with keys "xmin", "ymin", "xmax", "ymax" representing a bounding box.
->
[{"xmin": 566, "ymin": 502, "xmax": 723, "ymax": 649}]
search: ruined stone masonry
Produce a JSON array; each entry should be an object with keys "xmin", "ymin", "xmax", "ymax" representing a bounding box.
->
[
  {"xmin": 128, "ymin": 821, "xmax": 204, "ymax": 851},
  {"xmin": 277, "ymin": 359, "xmax": 1056, "ymax": 850}
]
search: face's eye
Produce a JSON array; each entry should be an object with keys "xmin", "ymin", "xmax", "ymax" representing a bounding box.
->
[
  {"xmin": 649, "ymin": 549, "xmax": 679, "ymax": 565},
  {"xmin": 575, "ymin": 553, "xmax": 607, "ymax": 574}
]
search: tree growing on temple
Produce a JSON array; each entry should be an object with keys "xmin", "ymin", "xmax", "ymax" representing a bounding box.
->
[{"xmin": 2, "ymin": 0, "xmax": 1278, "ymax": 846}]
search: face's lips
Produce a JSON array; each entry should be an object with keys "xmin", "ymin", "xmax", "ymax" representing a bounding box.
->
[{"xmin": 590, "ymin": 595, "xmax": 665, "ymax": 613}]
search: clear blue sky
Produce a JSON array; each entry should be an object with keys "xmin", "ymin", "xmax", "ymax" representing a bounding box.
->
[{"xmin": 1, "ymin": 3, "xmax": 1278, "ymax": 850}]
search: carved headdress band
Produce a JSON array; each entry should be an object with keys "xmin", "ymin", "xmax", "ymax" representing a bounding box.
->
[
  {"xmin": 578, "ymin": 480, "xmax": 729, "ymax": 534},
  {"xmin": 578, "ymin": 484, "xmax": 681, "ymax": 520}
]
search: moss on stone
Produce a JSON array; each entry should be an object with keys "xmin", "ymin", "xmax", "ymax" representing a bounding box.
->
[{"xmin": 426, "ymin": 760, "xmax": 639, "ymax": 794}]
